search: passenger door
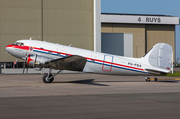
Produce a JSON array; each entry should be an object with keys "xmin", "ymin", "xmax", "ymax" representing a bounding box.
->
[{"xmin": 102, "ymin": 55, "xmax": 113, "ymax": 72}]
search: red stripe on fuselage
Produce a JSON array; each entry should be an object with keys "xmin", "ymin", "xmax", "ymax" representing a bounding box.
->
[{"xmin": 6, "ymin": 44, "xmax": 29, "ymax": 50}]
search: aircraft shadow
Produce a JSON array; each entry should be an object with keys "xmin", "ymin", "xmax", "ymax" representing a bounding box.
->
[
  {"xmin": 95, "ymin": 80, "xmax": 180, "ymax": 83},
  {"xmin": 53, "ymin": 79, "xmax": 179, "ymax": 85},
  {"xmin": 157, "ymin": 80, "xmax": 180, "ymax": 83},
  {"xmin": 53, "ymin": 79, "xmax": 109, "ymax": 86}
]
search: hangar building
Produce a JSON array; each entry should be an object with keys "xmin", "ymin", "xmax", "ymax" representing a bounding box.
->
[
  {"xmin": 101, "ymin": 13, "xmax": 179, "ymax": 58},
  {"xmin": 0, "ymin": 0, "xmax": 179, "ymax": 73}
]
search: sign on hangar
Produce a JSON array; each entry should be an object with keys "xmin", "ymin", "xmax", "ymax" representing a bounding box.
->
[{"xmin": 101, "ymin": 13, "xmax": 179, "ymax": 25}]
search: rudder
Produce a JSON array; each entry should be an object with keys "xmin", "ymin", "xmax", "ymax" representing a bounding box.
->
[{"xmin": 143, "ymin": 43, "xmax": 173, "ymax": 71}]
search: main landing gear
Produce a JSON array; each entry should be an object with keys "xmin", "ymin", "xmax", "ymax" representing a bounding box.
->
[
  {"xmin": 42, "ymin": 69, "xmax": 62, "ymax": 83},
  {"xmin": 144, "ymin": 76, "xmax": 158, "ymax": 82}
]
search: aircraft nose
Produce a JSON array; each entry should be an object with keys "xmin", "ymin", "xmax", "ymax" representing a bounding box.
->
[
  {"xmin": 5, "ymin": 45, "xmax": 11, "ymax": 53},
  {"xmin": 5, "ymin": 44, "xmax": 14, "ymax": 55}
]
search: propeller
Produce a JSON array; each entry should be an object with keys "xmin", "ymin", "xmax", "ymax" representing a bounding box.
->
[
  {"xmin": 22, "ymin": 54, "xmax": 35, "ymax": 74},
  {"xmin": 22, "ymin": 54, "xmax": 30, "ymax": 74},
  {"xmin": 26, "ymin": 65, "xmax": 29, "ymax": 74},
  {"xmin": 22, "ymin": 55, "xmax": 28, "ymax": 74}
]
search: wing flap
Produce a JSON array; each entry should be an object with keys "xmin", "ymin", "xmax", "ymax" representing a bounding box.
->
[{"xmin": 45, "ymin": 55, "xmax": 87, "ymax": 71}]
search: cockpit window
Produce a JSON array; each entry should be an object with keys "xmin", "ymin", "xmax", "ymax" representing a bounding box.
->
[
  {"xmin": 15, "ymin": 42, "xmax": 20, "ymax": 45},
  {"xmin": 20, "ymin": 43, "xmax": 24, "ymax": 46},
  {"xmin": 15, "ymin": 42, "xmax": 24, "ymax": 46}
]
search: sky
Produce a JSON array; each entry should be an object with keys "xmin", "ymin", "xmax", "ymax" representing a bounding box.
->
[{"xmin": 101, "ymin": 0, "xmax": 180, "ymax": 60}]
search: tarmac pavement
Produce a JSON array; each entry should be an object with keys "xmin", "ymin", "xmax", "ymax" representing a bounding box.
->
[{"xmin": 0, "ymin": 74, "xmax": 180, "ymax": 119}]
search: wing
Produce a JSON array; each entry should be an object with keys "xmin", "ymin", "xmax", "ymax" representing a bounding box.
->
[{"xmin": 45, "ymin": 55, "xmax": 87, "ymax": 71}]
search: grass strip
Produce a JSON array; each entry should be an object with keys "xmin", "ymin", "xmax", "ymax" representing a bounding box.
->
[{"xmin": 166, "ymin": 71, "xmax": 180, "ymax": 77}]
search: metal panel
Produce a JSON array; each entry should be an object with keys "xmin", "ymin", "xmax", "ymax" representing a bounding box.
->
[
  {"xmin": 101, "ymin": 33, "xmax": 124, "ymax": 56},
  {"xmin": 0, "ymin": 0, "xmax": 94, "ymax": 62},
  {"xmin": 0, "ymin": 0, "xmax": 42, "ymax": 62},
  {"xmin": 43, "ymin": 0, "xmax": 94, "ymax": 50},
  {"xmin": 124, "ymin": 33, "xmax": 133, "ymax": 57}
]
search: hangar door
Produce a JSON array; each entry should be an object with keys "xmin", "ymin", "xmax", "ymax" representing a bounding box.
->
[{"xmin": 101, "ymin": 33, "xmax": 133, "ymax": 57}]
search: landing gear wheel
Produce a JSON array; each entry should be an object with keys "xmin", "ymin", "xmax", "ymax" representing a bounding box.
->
[
  {"xmin": 154, "ymin": 78, "xmax": 158, "ymax": 82},
  {"xmin": 42, "ymin": 73, "xmax": 54, "ymax": 83},
  {"xmin": 145, "ymin": 77, "xmax": 150, "ymax": 82}
]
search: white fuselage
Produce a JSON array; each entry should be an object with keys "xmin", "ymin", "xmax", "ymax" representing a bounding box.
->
[{"xmin": 5, "ymin": 40, "xmax": 169, "ymax": 76}]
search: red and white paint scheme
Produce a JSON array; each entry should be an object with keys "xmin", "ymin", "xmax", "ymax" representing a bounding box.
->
[{"xmin": 5, "ymin": 38, "xmax": 173, "ymax": 83}]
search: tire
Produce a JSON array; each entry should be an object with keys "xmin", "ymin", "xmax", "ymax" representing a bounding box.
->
[
  {"xmin": 146, "ymin": 77, "xmax": 150, "ymax": 82},
  {"xmin": 42, "ymin": 73, "xmax": 54, "ymax": 83},
  {"xmin": 154, "ymin": 78, "xmax": 158, "ymax": 82}
]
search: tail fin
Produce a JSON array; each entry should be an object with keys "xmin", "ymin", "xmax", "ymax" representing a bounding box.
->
[{"xmin": 143, "ymin": 43, "xmax": 173, "ymax": 71}]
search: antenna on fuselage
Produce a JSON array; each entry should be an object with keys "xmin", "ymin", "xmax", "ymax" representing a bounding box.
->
[
  {"xmin": 69, "ymin": 44, "xmax": 72, "ymax": 47},
  {"xmin": 29, "ymin": 37, "xmax": 34, "ymax": 40}
]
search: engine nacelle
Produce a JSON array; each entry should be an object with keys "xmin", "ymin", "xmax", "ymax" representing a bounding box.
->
[{"xmin": 27, "ymin": 54, "xmax": 52, "ymax": 68}]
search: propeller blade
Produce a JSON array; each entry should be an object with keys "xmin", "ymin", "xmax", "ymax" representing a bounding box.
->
[
  {"xmin": 26, "ymin": 65, "xmax": 29, "ymax": 74},
  {"xmin": 22, "ymin": 59, "xmax": 26, "ymax": 74},
  {"xmin": 22, "ymin": 55, "xmax": 28, "ymax": 74}
]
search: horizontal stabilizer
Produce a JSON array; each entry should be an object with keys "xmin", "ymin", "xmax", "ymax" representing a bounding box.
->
[{"xmin": 145, "ymin": 69, "xmax": 167, "ymax": 75}]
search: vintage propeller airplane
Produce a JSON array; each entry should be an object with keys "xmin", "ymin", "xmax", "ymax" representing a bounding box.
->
[{"xmin": 5, "ymin": 38, "xmax": 173, "ymax": 83}]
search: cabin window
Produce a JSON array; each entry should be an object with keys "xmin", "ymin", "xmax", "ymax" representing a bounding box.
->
[
  {"xmin": 49, "ymin": 51, "xmax": 52, "ymax": 54},
  {"xmin": 57, "ymin": 53, "xmax": 61, "ymax": 56},
  {"xmin": 91, "ymin": 59, "xmax": 95, "ymax": 63}
]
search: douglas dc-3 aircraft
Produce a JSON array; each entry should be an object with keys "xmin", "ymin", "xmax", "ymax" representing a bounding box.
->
[{"xmin": 5, "ymin": 38, "xmax": 173, "ymax": 83}]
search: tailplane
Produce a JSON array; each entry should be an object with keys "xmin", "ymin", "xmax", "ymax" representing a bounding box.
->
[{"xmin": 143, "ymin": 43, "xmax": 173, "ymax": 72}]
